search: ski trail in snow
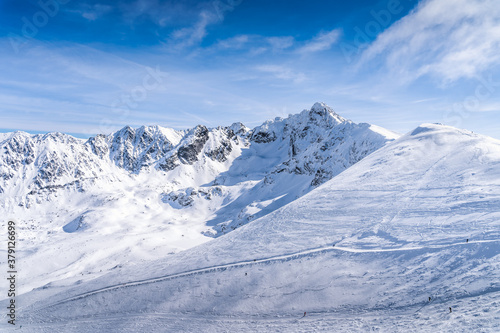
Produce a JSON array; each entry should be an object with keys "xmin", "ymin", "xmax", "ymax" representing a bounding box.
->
[
  {"xmin": 42, "ymin": 239, "xmax": 500, "ymax": 309},
  {"xmin": 385, "ymin": 152, "xmax": 452, "ymax": 232}
]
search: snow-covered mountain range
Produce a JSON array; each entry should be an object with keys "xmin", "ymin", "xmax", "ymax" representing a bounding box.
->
[
  {"xmin": 1, "ymin": 103, "xmax": 396, "ymax": 204},
  {"xmin": 1, "ymin": 103, "xmax": 400, "ymax": 293},
  {"xmin": 1, "ymin": 104, "xmax": 499, "ymax": 332}
]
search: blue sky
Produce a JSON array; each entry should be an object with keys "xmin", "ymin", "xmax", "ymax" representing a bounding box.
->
[{"xmin": 1, "ymin": 0, "xmax": 499, "ymax": 139}]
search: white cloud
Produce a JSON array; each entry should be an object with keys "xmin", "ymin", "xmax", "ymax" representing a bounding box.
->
[
  {"xmin": 214, "ymin": 35, "xmax": 250, "ymax": 49},
  {"xmin": 267, "ymin": 36, "xmax": 295, "ymax": 51},
  {"xmin": 360, "ymin": 0, "xmax": 500, "ymax": 84},
  {"xmin": 81, "ymin": 4, "xmax": 112, "ymax": 21},
  {"xmin": 169, "ymin": 0, "xmax": 244, "ymax": 48},
  {"xmin": 171, "ymin": 11, "xmax": 216, "ymax": 47},
  {"xmin": 209, "ymin": 35, "xmax": 294, "ymax": 55},
  {"xmin": 298, "ymin": 29, "xmax": 341, "ymax": 54},
  {"xmin": 65, "ymin": 4, "xmax": 112, "ymax": 22},
  {"xmin": 255, "ymin": 65, "xmax": 307, "ymax": 83}
]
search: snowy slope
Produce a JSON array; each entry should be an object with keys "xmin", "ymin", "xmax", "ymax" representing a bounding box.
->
[{"xmin": 11, "ymin": 123, "xmax": 500, "ymax": 332}]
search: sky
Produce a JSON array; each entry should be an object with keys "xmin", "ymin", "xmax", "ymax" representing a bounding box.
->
[{"xmin": 0, "ymin": 0, "xmax": 499, "ymax": 139}]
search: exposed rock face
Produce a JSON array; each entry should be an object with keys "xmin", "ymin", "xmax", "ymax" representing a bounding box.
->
[
  {"xmin": 246, "ymin": 103, "xmax": 393, "ymax": 187},
  {"xmin": 92, "ymin": 125, "xmax": 181, "ymax": 173},
  {"xmin": 177, "ymin": 125, "xmax": 210, "ymax": 164},
  {"xmin": 251, "ymin": 129, "xmax": 277, "ymax": 143},
  {"xmin": 0, "ymin": 132, "xmax": 105, "ymax": 194},
  {"xmin": 205, "ymin": 127, "xmax": 235, "ymax": 162}
]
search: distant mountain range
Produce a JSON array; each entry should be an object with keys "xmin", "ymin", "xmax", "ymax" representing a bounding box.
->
[{"xmin": 1, "ymin": 102, "xmax": 398, "ymax": 234}]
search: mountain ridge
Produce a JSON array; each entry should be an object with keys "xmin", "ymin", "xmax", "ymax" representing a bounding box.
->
[{"xmin": 0, "ymin": 102, "xmax": 398, "ymax": 294}]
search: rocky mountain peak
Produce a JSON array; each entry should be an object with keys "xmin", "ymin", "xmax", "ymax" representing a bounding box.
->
[
  {"xmin": 229, "ymin": 122, "xmax": 250, "ymax": 136},
  {"xmin": 1, "ymin": 103, "xmax": 399, "ymax": 235},
  {"xmin": 304, "ymin": 102, "xmax": 348, "ymax": 127}
]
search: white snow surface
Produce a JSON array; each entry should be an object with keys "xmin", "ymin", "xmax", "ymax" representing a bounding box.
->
[{"xmin": 1, "ymin": 122, "xmax": 498, "ymax": 332}]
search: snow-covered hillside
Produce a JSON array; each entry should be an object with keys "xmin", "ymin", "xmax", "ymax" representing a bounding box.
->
[
  {"xmin": 0, "ymin": 103, "xmax": 398, "ymax": 294},
  {"xmin": 9, "ymin": 123, "xmax": 500, "ymax": 332}
]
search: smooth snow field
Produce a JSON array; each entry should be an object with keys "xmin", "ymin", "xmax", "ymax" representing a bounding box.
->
[{"xmin": 1, "ymin": 123, "xmax": 499, "ymax": 332}]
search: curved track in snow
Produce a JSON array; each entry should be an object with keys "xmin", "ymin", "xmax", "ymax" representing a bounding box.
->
[{"xmin": 43, "ymin": 239, "xmax": 499, "ymax": 309}]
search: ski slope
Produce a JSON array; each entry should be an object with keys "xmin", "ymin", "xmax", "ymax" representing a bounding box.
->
[
  {"xmin": 37, "ymin": 238, "xmax": 500, "ymax": 309},
  {"xmin": 3, "ymin": 123, "xmax": 500, "ymax": 332}
]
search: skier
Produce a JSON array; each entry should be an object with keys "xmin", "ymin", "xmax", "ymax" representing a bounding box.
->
[
  {"xmin": 466, "ymin": 239, "xmax": 469, "ymax": 243},
  {"xmin": 428, "ymin": 297, "xmax": 431, "ymax": 302},
  {"xmin": 449, "ymin": 307, "xmax": 452, "ymax": 313},
  {"xmin": 302, "ymin": 312, "xmax": 307, "ymax": 318}
]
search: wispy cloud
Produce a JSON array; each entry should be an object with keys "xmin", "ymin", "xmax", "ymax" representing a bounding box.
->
[
  {"xmin": 255, "ymin": 65, "xmax": 307, "ymax": 83},
  {"xmin": 214, "ymin": 35, "xmax": 250, "ymax": 49},
  {"xmin": 360, "ymin": 0, "xmax": 500, "ymax": 84},
  {"xmin": 169, "ymin": 0, "xmax": 244, "ymax": 48},
  {"xmin": 79, "ymin": 4, "xmax": 113, "ymax": 21},
  {"xmin": 118, "ymin": 0, "xmax": 196, "ymax": 26},
  {"xmin": 298, "ymin": 29, "xmax": 341, "ymax": 54},
  {"xmin": 171, "ymin": 11, "xmax": 217, "ymax": 47},
  {"xmin": 267, "ymin": 36, "xmax": 295, "ymax": 51},
  {"xmin": 210, "ymin": 35, "xmax": 295, "ymax": 55}
]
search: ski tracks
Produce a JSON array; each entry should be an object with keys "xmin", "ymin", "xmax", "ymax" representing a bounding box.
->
[{"xmin": 42, "ymin": 239, "xmax": 500, "ymax": 310}]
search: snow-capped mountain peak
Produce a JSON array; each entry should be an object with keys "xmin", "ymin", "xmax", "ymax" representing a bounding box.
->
[{"xmin": 308, "ymin": 101, "xmax": 346, "ymax": 125}]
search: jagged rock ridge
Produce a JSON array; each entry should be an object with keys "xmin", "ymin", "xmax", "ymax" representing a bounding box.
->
[{"xmin": 1, "ymin": 103, "xmax": 398, "ymax": 234}]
